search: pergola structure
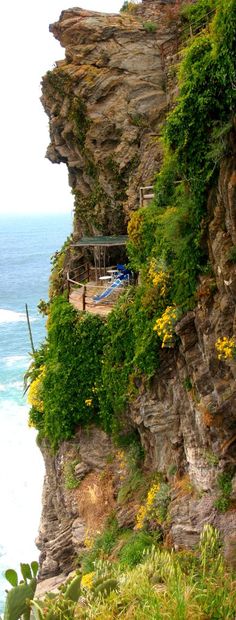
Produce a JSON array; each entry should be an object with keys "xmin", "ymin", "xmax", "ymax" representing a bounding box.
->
[{"xmin": 72, "ymin": 235, "xmax": 128, "ymax": 282}]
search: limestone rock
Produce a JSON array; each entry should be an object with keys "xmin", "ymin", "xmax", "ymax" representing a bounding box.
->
[{"xmin": 41, "ymin": 1, "xmax": 183, "ymax": 239}]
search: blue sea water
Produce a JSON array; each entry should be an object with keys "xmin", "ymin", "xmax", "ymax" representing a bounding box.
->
[{"xmin": 0, "ymin": 214, "xmax": 72, "ymax": 613}]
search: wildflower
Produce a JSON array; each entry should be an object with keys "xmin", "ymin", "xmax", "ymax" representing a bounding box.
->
[
  {"xmin": 136, "ymin": 482, "xmax": 160, "ymax": 529},
  {"xmin": 81, "ymin": 571, "xmax": 95, "ymax": 589},
  {"xmin": 215, "ymin": 336, "xmax": 236, "ymax": 360},
  {"xmin": 148, "ymin": 259, "xmax": 169, "ymax": 297},
  {"xmin": 153, "ymin": 306, "xmax": 178, "ymax": 347},
  {"xmin": 85, "ymin": 398, "xmax": 93, "ymax": 406},
  {"xmin": 28, "ymin": 365, "xmax": 45, "ymax": 412}
]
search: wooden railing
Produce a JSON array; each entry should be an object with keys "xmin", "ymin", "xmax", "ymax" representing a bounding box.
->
[
  {"xmin": 159, "ymin": 8, "xmax": 216, "ymax": 74},
  {"xmin": 71, "ymin": 262, "xmax": 90, "ymax": 283},
  {"xmin": 66, "ymin": 271, "xmax": 123, "ymax": 311},
  {"xmin": 140, "ymin": 186, "xmax": 154, "ymax": 208}
]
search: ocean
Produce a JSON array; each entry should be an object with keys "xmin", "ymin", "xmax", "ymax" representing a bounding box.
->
[{"xmin": 0, "ymin": 213, "xmax": 72, "ymax": 613}]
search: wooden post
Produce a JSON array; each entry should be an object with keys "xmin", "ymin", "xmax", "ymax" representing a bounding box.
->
[
  {"xmin": 98, "ymin": 245, "xmax": 101, "ymax": 279},
  {"xmin": 25, "ymin": 303, "xmax": 35, "ymax": 354},
  {"xmin": 103, "ymin": 246, "xmax": 106, "ymax": 275},
  {"xmin": 82, "ymin": 285, "xmax": 86, "ymax": 311},
  {"xmin": 94, "ymin": 249, "xmax": 98, "ymax": 283},
  {"xmin": 67, "ymin": 272, "xmax": 70, "ymax": 299}
]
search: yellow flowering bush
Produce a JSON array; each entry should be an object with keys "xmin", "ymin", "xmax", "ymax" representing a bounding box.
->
[
  {"xmin": 153, "ymin": 306, "xmax": 178, "ymax": 347},
  {"xmin": 148, "ymin": 259, "xmax": 170, "ymax": 297},
  {"xmin": 215, "ymin": 337, "xmax": 236, "ymax": 361},
  {"xmin": 127, "ymin": 211, "xmax": 143, "ymax": 246},
  {"xmin": 28, "ymin": 365, "xmax": 45, "ymax": 413},
  {"xmin": 136, "ymin": 481, "xmax": 170, "ymax": 529},
  {"xmin": 81, "ymin": 571, "xmax": 95, "ymax": 589},
  {"xmin": 136, "ymin": 483, "xmax": 160, "ymax": 529}
]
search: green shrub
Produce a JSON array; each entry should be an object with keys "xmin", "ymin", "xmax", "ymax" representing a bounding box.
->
[
  {"xmin": 128, "ymin": 0, "xmax": 235, "ymax": 314},
  {"xmin": 99, "ymin": 286, "xmax": 161, "ymax": 432},
  {"xmin": 181, "ymin": 0, "xmax": 216, "ymax": 29},
  {"xmin": 118, "ymin": 531, "xmax": 155, "ymax": 568},
  {"xmin": 64, "ymin": 458, "xmax": 81, "ymax": 490},
  {"xmin": 80, "ymin": 517, "xmax": 120, "ymax": 574},
  {"xmin": 143, "ymin": 21, "xmax": 158, "ymax": 33},
  {"xmin": 214, "ymin": 471, "xmax": 233, "ymax": 512},
  {"xmin": 27, "ymin": 295, "xmax": 106, "ymax": 448}
]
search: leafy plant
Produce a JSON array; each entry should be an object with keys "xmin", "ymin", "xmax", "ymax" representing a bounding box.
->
[
  {"xmin": 64, "ymin": 458, "xmax": 81, "ymax": 490},
  {"xmin": 3, "ymin": 562, "xmax": 38, "ymax": 620},
  {"xmin": 143, "ymin": 21, "xmax": 158, "ymax": 33},
  {"xmin": 118, "ymin": 531, "xmax": 154, "ymax": 568},
  {"xmin": 214, "ymin": 471, "xmax": 233, "ymax": 512},
  {"xmin": 27, "ymin": 295, "xmax": 106, "ymax": 448}
]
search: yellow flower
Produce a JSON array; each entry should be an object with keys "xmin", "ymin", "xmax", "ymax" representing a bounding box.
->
[
  {"xmin": 85, "ymin": 398, "xmax": 93, "ymax": 406},
  {"xmin": 148, "ymin": 259, "xmax": 170, "ymax": 297},
  {"xmin": 136, "ymin": 482, "xmax": 161, "ymax": 529},
  {"xmin": 81, "ymin": 571, "xmax": 95, "ymax": 589},
  {"xmin": 153, "ymin": 306, "xmax": 178, "ymax": 347},
  {"xmin": 215, "ymin": 336, "xmax": 235, "ymax": 360},
  {"xmin": 28, "ymin": 365, "xmax": 45, "ymax": 412}
]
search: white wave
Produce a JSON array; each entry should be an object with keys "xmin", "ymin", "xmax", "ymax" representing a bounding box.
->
[
  {"xmin": 0, "ymin": 381, "xmax": 23, "ymax": 392},
  {"xmin": 8, "ymin": 380, "xmax": 23, "ymax": 390},
  {"xmin": 0, "ymin": 309, "xmax": 26, "ymax": 324},
  {"xmin": 2, "ymin": 355, "xmax": 29, "ymax": 368},
  {"xmin": 0, "ymin": 309, "xmax": 37, "ymax": 324}
]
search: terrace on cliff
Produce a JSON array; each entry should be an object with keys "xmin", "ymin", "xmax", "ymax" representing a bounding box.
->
[{"xmin": 67, "ymin": 234, "xmax": 129, "ymax": 316}]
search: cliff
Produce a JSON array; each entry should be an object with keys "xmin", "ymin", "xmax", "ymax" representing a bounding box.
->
[
  {"xmin": 35, "ymin": 0, "xmax": 236, "ymax": 591},
  {"xmin": 41, "ymin": 0, "xmax": 182, "ymax": 246}
]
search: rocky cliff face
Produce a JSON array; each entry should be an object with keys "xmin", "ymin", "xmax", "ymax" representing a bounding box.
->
[
  {"xmin": 41, "ymin": 0, "xmax": 183, "ymax": 244},
  {"xmin": 131, "ymin": 138, "xmax": 236, "ymax": 552},
  {"xmin": 38, "ymin": 1, "xmax": 236, "ymax": 583}
]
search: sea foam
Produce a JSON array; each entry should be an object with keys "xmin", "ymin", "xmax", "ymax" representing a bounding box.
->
[
  {"xmin": 2, "ymin": 355, "xmax": 29, "ymax": 368},
  {"xmin": 0, "ymin": 309, "xmax": 27, "ymax": 324}
]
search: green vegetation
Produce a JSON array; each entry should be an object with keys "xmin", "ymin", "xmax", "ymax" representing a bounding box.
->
[
  {"xmin": 7, "ymin": 526, "xmax": 235, "ymax": 619},
  {"xmin": 71, "ymin": 98, "xmax": 90, "ymax": 149},
  {"xmin": 64, "ymin": 458, "xmax": 81, "ymax": 490},
  {"xmin": 27, "ymin": 0, "xmax": 236, "ymax": 447},
  {"xmin": 49, "ymin": 235, "xmax": 72, "ymax": 299},
  {"xmin": 214, "ymin": 471, "xmax": 233, "ymax": 512},
  {"xmin": 129, "ymin": 0, "xmax": 235, "ymax": 303},
  {"xmin": 3, "ymin": 562, "xmax": 38, "ymax": 620},
  {"xmin": 31, "ymin": 574, "xmax": 82, "ymax": 620},
  {"xmin": 80, "ymin": 516, "xmax": 120, "ymax": 575},
  {"xmin": 183, "ymin": 377, "xmax": 193, "ymax": 391},
  {"xmin": 143, "ymin": 21, "xmax": 158, "ymax": 33},
  {"xmin": 99, "ymin": 285, "xmax": 161, "ymax": 432},
  {"xmin": 181, "ymin": 0, "xmax": 216, "ymax": 29},
  {"xmin": 120, "ymin": 1, "xmax": 140, "ymax": 13},
  {"xmin": 27, "ymin": 295, "xmax": 106, "ymax": 448}
]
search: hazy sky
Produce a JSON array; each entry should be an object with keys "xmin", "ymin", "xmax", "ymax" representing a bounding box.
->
[{"xmin": 0, "ymin": 1, "xmax": 122, "ymax": 216}]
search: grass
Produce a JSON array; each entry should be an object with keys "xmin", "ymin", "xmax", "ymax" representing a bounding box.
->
[{"xmin": 39, "ymin": 525, "xmax": 236, "ymax": 619}]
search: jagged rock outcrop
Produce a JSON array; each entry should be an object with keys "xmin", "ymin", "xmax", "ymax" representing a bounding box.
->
[
  {"xmin": 41, "ymin": 1, "xmax": 184, "ymax": 243},
  {"xmin": 37, "ymin": 428, "xmax": 115, "ymax": 579}
]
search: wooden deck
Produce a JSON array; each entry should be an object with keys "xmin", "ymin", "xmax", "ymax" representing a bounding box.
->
[{"xmin": 69, "ymin": 281, "xmax": 124, "ymax": 318}]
